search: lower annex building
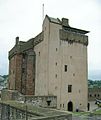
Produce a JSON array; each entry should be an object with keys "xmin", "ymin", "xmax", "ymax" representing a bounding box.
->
[{"xmin": 8, "ymin": 15, "xmax": 89, "ymax": 111}]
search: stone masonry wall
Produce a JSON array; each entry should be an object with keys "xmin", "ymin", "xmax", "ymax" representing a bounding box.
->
[
  {"xmin": 26, "ymin": 51, "xmax": 36, "ymax": 95},
  {"xmin": 1, "ymin": 90, "xmax": 57, "ymax": 108},
  {"xmin": 25, "ymin": 96, "xmax": 57, "ymax": 108},
  {"xmin": 0, "ymin": 102, "xmax": 72, "ymax": 120},
  {"xmin": 88, "ymin": 88, "xmax": 101, "ymax": 101}
]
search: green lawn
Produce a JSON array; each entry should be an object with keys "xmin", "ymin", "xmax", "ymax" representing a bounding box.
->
[
  {"xmin": 93, "ymin": 109, "xmax": 101, "ymax": 115},
  {"xmin": 72, "ymin": 111, "xmax": 90, "ymax": 116}
]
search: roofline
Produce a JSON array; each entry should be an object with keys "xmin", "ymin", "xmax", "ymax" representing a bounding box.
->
[
  {"xmin": 64, "ymin": 26, "xmax": 89, "ymax": 34},
  {"xmin": 45, "ymin": 15, "xmax": 89, "ymax": 34},
  {"xmin": 45, "ymin": 15, "xmax": 61, "ymax": 25}
]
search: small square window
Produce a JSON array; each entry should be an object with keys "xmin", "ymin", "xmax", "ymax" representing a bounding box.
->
[{"xmin": 47, "ymin": 100, "xmax": 51, "ymax": 106}]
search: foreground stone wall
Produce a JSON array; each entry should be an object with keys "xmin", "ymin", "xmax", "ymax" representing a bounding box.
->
[
  {"xmin": 0, "ymin": 102, "xmax": 72, "ymax": 120},
  {"xmin": 1, "ymin": 89, "xmax": 24, "ymax": 101},
  {"xmin": 1, "ymin": 90, "xmax": 57, "ymax": 108},
  {"xmin": 32, "ymin": 114, "xmax": 72, "ymax": 120},
  {"xmin": 0, "ymin": 103, "xmax": 38, "ymax": 120}
]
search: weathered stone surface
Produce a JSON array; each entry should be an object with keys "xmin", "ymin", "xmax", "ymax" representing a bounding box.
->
[
  {"xmin": 88, "ymin": 88, "xmax": 101, "ymax": 101},
  {"xmin": 1, "ymin": 90, "xmax": 57, "ymax": 108},
  {"xmin": 0, "ymin": 101, "xmax": 72, "ymax": 120},
  {"xmin": 8, "ymin": 15, "xmax": 89, "ymax": 111}
]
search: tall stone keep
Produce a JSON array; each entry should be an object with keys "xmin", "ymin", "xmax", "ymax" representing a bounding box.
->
[{"xmin": 8, "ymin": 15, "xmax": 89, "ymax": 111}]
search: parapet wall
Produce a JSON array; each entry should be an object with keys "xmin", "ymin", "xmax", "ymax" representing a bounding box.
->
[
  {"xmin": 1, "ymin": 89, "xmax": 57, "ymax": 108},
  {"xmin": 0, "ymin": 102, "xmax": 72, "ymax": 120},
  {"xmin": 60, "ymin": 29, "xmax": 88, "ymax": 46}
]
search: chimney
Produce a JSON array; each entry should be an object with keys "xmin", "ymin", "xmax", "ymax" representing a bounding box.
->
[
  {"xmin": 15, "ymin": 36, "xmax": 19, "ymax": 45},
  {"xmin": 62, "ymin": 18, "xmax": 69, "ymax": 27}
]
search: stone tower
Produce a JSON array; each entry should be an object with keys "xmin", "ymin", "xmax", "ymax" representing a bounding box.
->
[{"xmin": 9, "ymin": 15, "xmax": 89, "ymax": 111}]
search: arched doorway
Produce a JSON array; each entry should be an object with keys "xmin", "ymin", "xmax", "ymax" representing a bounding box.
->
[{"xmin": 68, "ymin": 101, "xmax": 73, "ymax": 111}]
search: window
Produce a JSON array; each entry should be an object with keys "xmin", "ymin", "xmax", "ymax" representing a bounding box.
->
[
  {"xmin": 63, "ymin": 104, "xmax": 64, "ymax": 108},
  {"xmin": 68, "ymin": 85, "xmax": 72, "ymax": 93},
  {"xmin": 56, "ymin": 62, "xmax": 57, "ymax": 66},
  {"xmin": 13, "ymin": 70, "xmax": 14, "ymax": 74},
  {"xmin": 64, "ymin": 65, "xmax": 68, "ymax": 72},
  {"xmin": 47, "ymin": 100, "xmax": 51, "ymax": 106},
  {"xmin": 98, "ymin": 94, "xmax": 100, "ymax": 97},
  {"xmin": 23, "ymin": 53, "xmax": 26, "ymax": 59},
  {"xmin": 22, "ymin": 68, "xmax": 25, "ymax": 73},
  {"xmin": 73, "ymin": 73, "xmax": 75, "ymax": 76},
  {"xmin": 55, "ymin": 74, "xmax": 57, "ymax": 78},
  {"xmin": 56, "ymin": 48, "xmax": 58, "ymax": 51},
  {"xmin": 39, "ymin": 52, "xmax": 40, "ymax": 56},
  {"xmin": 90, "ymin": 94, "xmax": 92, "ymax": 97}
]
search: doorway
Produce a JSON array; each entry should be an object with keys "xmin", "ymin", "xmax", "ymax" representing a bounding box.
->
[{"xmin": 68, "ymin": 101, "xmax": 73, "ymax": 111}]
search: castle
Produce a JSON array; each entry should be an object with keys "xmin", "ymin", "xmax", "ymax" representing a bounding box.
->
[{"xmin": 8, "ymin": 15, "xmax": 89, "ymax": 111}]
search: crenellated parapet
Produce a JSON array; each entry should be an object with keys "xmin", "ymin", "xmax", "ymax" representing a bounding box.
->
[{"xmin": 59, "ymin": 29, "xmax": 88, "ymax": 46}]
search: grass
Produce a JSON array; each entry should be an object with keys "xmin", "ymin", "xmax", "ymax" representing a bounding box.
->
[
  {"xmin": 98, "ymin": 103, "xmax": 101, "ymax": 107},
  {"xmin": 93, "ymin": 109, "xmax": 101, "ymax": 115},
  {"xmin": 72, "ymin": 109, "xmax": 101, "ymax": 119},
  {"xmin": 72, "ymin": 111, "xmax": 90, "ymax": 116}
]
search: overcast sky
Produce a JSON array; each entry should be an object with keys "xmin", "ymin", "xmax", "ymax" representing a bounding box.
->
[{"xmin": 0, "ymin": 0, "xmax": 101, "ymax": 80}]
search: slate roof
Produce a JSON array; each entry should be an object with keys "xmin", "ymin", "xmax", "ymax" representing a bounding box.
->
[{"xmin": 46, "ymin": 15, "xmax": 61, "ymax": 24}]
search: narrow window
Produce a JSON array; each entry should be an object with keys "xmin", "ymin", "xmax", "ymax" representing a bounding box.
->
[
  {"xmin": 22, "ymin": 68, "xmax": 25, "ymax": 73},
  {"xmin": 23, "ymin": 53, "xmax": 26, "ymax": 59},
  {"xmin": 39, "ymin": 52, "xmax": 40, "ymax": 56},
  {"xmin": 13, "ymin": 70, "xmax": 14, "ymax": 74},
  {"xmin": 63, "ymin": 104, "xmax": 64, "ymax": 108},
  {"xmin": 56, "ymin": 48, "xmax": 58, "ymax": 51},
  {"xmin": 55, "ymin": 74, "xmax": 57, "ymax": 78},
  {"xmin": 64, "ymin": 65, "xmax": 68, "ymax": 72},
  {"xmin": 73, "ymin": 73, "xmax": 75, "ymax": 76},
  {"xmin": 56, "ymin": 62, "xmax": 57, "ymax": 66},
  {"xmin": 68, "ymin": 85, "xmax": 72, "ymax": 93}
]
